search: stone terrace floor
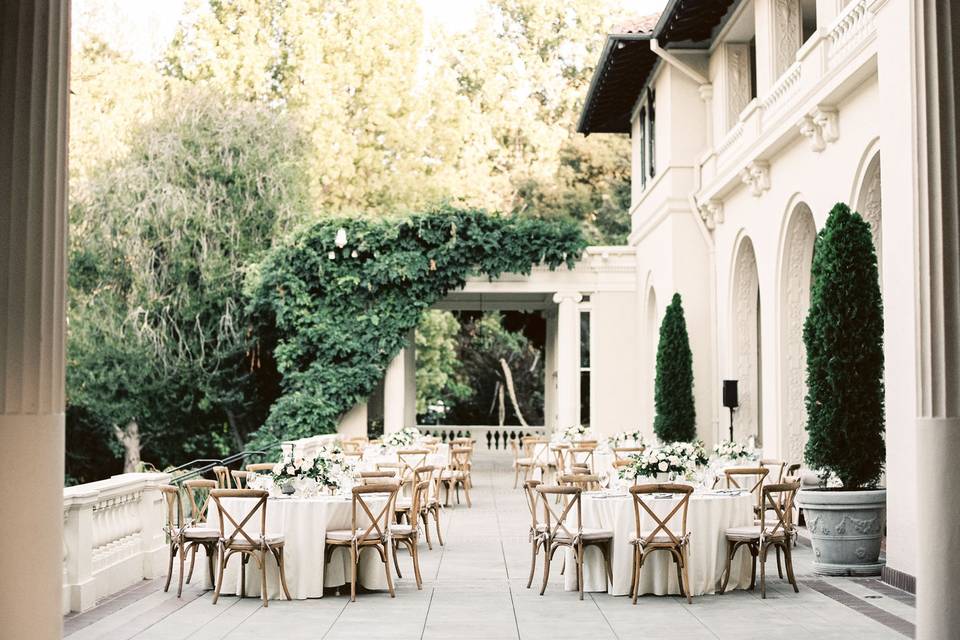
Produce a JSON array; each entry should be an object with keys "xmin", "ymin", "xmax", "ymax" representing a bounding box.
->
[{"xmin": 64, "ymin": 451, "xmax": 914, "ymax": 640}]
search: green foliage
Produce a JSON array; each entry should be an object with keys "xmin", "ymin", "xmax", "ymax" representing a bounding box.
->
[
  {"xmin": 246, "ymin": 209, "xmax": 584, "ymax": 449},
  {"xmin": 654, "ymin": 293, "xmax": 697, "ymax": 442},
  {"xmin": 415, "ymin": 310, "xmax": 472, "ymax": 415},
  {"xmin": 67, "ymin": 84, "xmax": 312, "ymax": 474},
  {"xmin": 803, "ymin": 203, "xmax": 885, "ymax": 489}
]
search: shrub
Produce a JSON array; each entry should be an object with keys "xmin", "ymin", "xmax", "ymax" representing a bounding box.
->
[
  {"xmin": 803, "ymin": 203, "xmax": 885, "ymax": 488},
  {"xmin": 654, "ymin": 293, "xmax": 697, "ymax": 442}
]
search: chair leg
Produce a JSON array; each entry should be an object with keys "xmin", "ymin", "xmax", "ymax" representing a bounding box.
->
[
  {"xmin": 526, "ymin": 538, "xmax": 539, "ymax": 589},
  {"xmin": 718, "ymin": 540, "xmax": 734, "ymax": 594},
  {"xmin": 164, "ymin": 543, "xmax": 175, "ymax": 593},
  {"xmin": 759, "ymin": 543, "xmax": 769, "ymax": 599},
  {"xmin": 463, "ymin": 480, "xmax": 472, "ymax": 507},
  {"xmin": 421, "ymin": 511, "xmax": 433, "ymax": 550},
  {"xmin": 748, "ymin": 545, "xmax": 758, "ymax": 591},
  {"xmin": 207, "ymin": 543, "xmax": 217, "ymax": 590},
  {"xmin": 604, "ymin": 541, "xmax": 613, "ymax": 589},
  {"xmin": 776, "ymin": 545, "xmax": 784, "ymax": 579},
  {"xmin": 276, "ymin": 547, "xmax": 292, "ymax": 600},
  {"xmin": 433, "ymin": 506, "xmax": 444, "ymax": 546},
  {"xmin": 674, "ymin": 550, "xmax": 686, "ymax": 600},
  {"xmin": 176, "ymin": 541, "xmax": 186, "ymax": 597},
  {"xmin": 392, "ymin": 540, "xmax": 403, "ymax": 578},
  {"xmin": 539, "ymin": 543, "xmax": 553, "ymax": 596},
  {"xmin": 783, "ymin": 542, "xmax": 800, "ymax": 593},
  {"xmin": 383, "ymin": 544, "xmax": 396, "ymax": 598},
  {"xmin": 681, "ymin": 546, "xmax": 692, "ymax": 604},
  {"xmin": 186, "ymin": 544, "xmax": 197, "ymax": 584},
  {"xmin": 240, "ymin": 554, "xmax": 247, "ymax": 598},
  {"xmin": 577, "ymin": 542, "xmax": 584, "ymax": 601},
  {"xmin": 350, "ymin": 545, "xmax": 358, "ymax": 602},
  {"xmin": 411, "ymin": 539, "xmax": 423, "ymax": 590},
  {"xmin": 260, "ymin": 550, "xmax": 269, "ymax": 607},
  {"xmin": 212, "ymin": 548, "xmax": 226, "ymax": 605},
  {"xmin": 629, "ymin": 545, "xmax": 639, "ymax": 604}
]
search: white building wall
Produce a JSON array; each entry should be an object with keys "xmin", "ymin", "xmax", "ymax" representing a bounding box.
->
[{"xmin": 589, "ymin": 291, "xmax": 640, "ymax": 437}]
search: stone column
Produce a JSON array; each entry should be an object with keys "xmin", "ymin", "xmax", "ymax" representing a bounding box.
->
[
  {"xmin": 911, "ymin": 1, "xmax": 960, "ymax": 637},
  {"xmin": 0, "ymin": 2, "xmax": 70, "ymax": 638},
  {"xmin": 552, "ymin": 292, "xmax": 582, "ymax": 431},
  {"xmin": 543, "ymin": 310, "xmax": 558, "ymax": 433},
  {"xmin": 383, "ymin": 331, "xmax": 415, "ymax": 433}
]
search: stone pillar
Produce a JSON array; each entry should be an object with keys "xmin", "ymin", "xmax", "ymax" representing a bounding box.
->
[
  {"xmin": 383, "ymin": 331, "xmax": 415, "ymax": 433},
  {"xmin": 911, "ymin": 1, "xmax": 960, "ymax": 637},
  {"xmin": 755, "ymin": 0, "xmax": 802, "ymax": 94},
  {"xmin": 553, "ymin": 292, "xmax": 582, "ymax": 431},
  {"xmin": 337, "ymin": 402, "xmax": 368, "ymax": 439},
  {"xmin": 0, "ymin": 2, "xmax": 70, "ymax": 638},
  {"xmin": 543, "ymin": 310, "xmax": 558, "ymax": 433}
]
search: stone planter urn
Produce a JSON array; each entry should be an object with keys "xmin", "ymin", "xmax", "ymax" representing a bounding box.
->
[{"xmin": 796, "ymin": 488, "xmax": 886, "ymax": 576}]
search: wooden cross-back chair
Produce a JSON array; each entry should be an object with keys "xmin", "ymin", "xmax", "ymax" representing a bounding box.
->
[
  {"xmin": 324, "ymin": 483, "xmax": 399, "ymax": 601},
  {"xmin": 245, "ymin": 462, "xmax": 274, "ymax": 473},
  {"xmin": 514, "ymin": 437, "xmax": 550, "ymax": 487},
  {"xmin": 720, "ymin": 482, "xmax": 801, "ymax": 599},
  {"xmin": 158, "ymin": 485, "xmax": 219, "ymax": 598},
  {"xmin": 209, "ymin": 488, "xmax": 292, "ymax": 607},
  {"xmin": 394, "ymin": 464, "xmax": 432, "ymax": 525},
  {"xmin": 390, "ymin": 478, "xmax": 429, "ymax": 589},
  {"xmin": 212, "ymin": 465, "xmax": 231, "ymax": 489},
  {"xmin": 760, "ymin": 459, "xmax": 786, "ymax": 484},
  {"xmin": 535, "ymin": 485, "xmax": 613, "ymax": 600},
  {"xmin": 628, "ymin": 484, "xmax": 694, "ymax": 604},
  {"xmin": 397, "ymin": 449, "xmax": 430, "ymax": 483},
  {"xmin": 442, "ymin": 446, "xmax": 473, "ymax": 507},
  {"xmin": 566, "ymin": 446, "xmax": 596, "ymax": 475},
  {"xmin": 230, "ymin": 470, "xmax": 249, "ymax": 489},
  {"xmin": 612, "ymin": 446, "xmax": 643, "ymax": 460},
  {"xmin": 523, "ymin": 479, "xmax": 547, "ymax": 589},
  {"xmin": 723, "ymin": 467, "xmax": 770, "ymax": 516},
  {"xmin": 558, "ymin": 473, "xmax": 600, "ymax": 493},
  {"xmin": 357, "ymin": 470, "xmax": 398, "ymax": 484}
]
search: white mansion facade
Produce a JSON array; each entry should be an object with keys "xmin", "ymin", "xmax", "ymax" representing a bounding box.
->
[{"xmin": 570, "ymin": 0, "xmax": 953, "ymax": 606}]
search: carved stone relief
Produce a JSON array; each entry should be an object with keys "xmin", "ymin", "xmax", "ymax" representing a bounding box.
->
[
  {"xmin": 856, "ymin": 154, "xmax": 882, "ymax": 265},
  {"xmin": 732, "ymin": 238, "xmax": 760, "ymax": 442},
  {"xmin": 774, "ymin": 0, "xmax": 802, "ymax": 78},
  {"xmin": 725, "ymin": 43, "xmax": 752, "ymax": 132}
]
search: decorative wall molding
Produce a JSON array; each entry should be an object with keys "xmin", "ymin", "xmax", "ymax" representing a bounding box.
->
[
  {"xmin": 739, "ymin": 161, "xmax": 771, "ymax": 197},
  {"xmin": 799, "ymin": 106, "xmax": 840, "ymax": 152},
  {"xmin": 725, "ymin": 44, "xmax": 752, "ymax": 134},
  {"xmin": 732, "ymin": 238, "xmax": 759, "ymax": 441},
  {"xmin": 773, "ymin": 0, "xmax": 802, "ymax": 79},
  {"xmin": 700, "ymin": 200, "xmax": 725, "ymax": 230}
]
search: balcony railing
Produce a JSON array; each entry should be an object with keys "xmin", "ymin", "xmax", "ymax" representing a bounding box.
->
[
  {"xmin": 62, "ymin": 473, "xmax": 170, "ymax": 614},
  {"xmin": 419, "ymin": 425, "xmax": 547, "ymax": 452}
]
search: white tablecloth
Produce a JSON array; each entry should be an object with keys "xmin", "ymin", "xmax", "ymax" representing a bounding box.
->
[
  {"xmin": 359, "ymin": 444, "xmax": 449, "ymax": 470},
  {"xmin": 563, "ymin": 491, "xmax": 755, "ymax": 596},
  {"xmin": 206, "ymin": 495, "xmax": 391, "ymax": 599}
]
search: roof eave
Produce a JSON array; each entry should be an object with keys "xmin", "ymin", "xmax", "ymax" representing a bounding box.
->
[{"xmin": 576, "ymin": 33, "xmax": 653, "ymax": 136}]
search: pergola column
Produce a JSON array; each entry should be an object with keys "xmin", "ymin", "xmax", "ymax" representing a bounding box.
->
[
  {"xmin": 383, "ymin": 331, "xmax": 416, "ymax": 433},
  {"xmin": 0, "ymin": 1, "xmax": 70, "ymax": 638},
  {"xmin": 553, "ymin": 292, "xmax": 582, "ymax": 431}
]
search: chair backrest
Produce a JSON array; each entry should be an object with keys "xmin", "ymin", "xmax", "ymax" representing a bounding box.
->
[
  {"xmin": 535, "ymin": 485, "xmax": 582, "ymax": 540},
  {"xmin": 246, "ymin": 462, "xmax": 274, "ymax": 473},
  {"xmin": 724, "ymin": 467, "xmax": 770, "ymax": 509},
  {"xmin": 612, "ymin": 447, "xmax": 643, "ymax": 460},
  {"xmin": 785, "ymin": 463, "xmax": 801, "ymax": 482},
  {"xmin": 351, "ymin": 483, "xmax": 399, "ymax": 542},
  {"xmin": 612, "ymin": 458, "xmax": 634, "ymax": 470},
  {"xmin": 558, "ymin": 473, "xmax": 600, "ymax": 491},
  {"xmin": 523, "ymin": 479, "xmax": 542, "ymax": 522},
  {"xmin": 397, "ymin": 449, "xmax": 430, "ymax": 479},
  {"xmin": 210, "ymin": 488, "xmax": 268, "ymax": 548},
  {"xmin": 567, "ymin": 447, "xmax": 595, "ymax": 473},
  {"xmin": 629, "ymin": 483, "xmax": 693, "ymax": 546},
  {"xmin": 760, "ymin": 459, "xmax": 786, "ymax": 483},
  {"xmin": 451, "ymin": 446, "xmax": 472, "ymax": 471},
  {"xmin": 158, "ymin": 485, "xmax": 185, "ymax": 536},
  {"xmin": 341, "ymin": 440, "xmax": 362, "ymax": 454},
  {"xmin": 212, "ymin": 465, "xmax": 231, "ymax": 488},
  {"xmin": 524, "ymin": 438, "xmax": 549, "ymax": 466},
  {"xmin": 230, "ymin": 470, "xmax": 250, "ymax": 488},
  {"xmin": 357, "ymin": 470, "xmax": 397, "ymax": 485},
  {"xmin": 376, "ymin": 461, "xmax": 404, "ymax": 476},
  {"xmin": 184, "ymin": 479, "xmax": 217, "ymax": 523},
  {"xmin": 576, "ymin": 440, "xmax": 599, "ymax": 450},
  {"xmin": 759, "ymin": 482, "xmax": 800, "ymax": 537},
  {"xmin": 411, "ymin": 479, "xmax": 430, "ymax": 517}
]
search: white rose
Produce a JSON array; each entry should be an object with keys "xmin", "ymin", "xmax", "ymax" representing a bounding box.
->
[
  {"xmin": 658, "ymin": 461, "xmax": 669, "ymax": 472},
  {"xmin": 286, "ymin": 465, "xmax": 295, "ymax": 475},
  {"xmin": 272, "ymin": 463, "xmax": 283, "ymax": 474}
]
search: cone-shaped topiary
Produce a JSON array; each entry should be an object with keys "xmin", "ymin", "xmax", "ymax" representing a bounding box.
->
[
  {"xmin": 803, "ymin": 203, "xmax": 884, "ymax": 488},
  {"xmin": 654, "ymin": 293, "xmax": 697, "ymax": 442}
]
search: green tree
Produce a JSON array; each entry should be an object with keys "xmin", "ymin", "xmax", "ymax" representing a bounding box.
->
[
  {"xmin": 654, "ymin": 293, "xmax": 697, "ymax": 442},
  {"xmin": 803, "ymin": 203, "xmax": 885, "ymax": 488},
  {"xmin": 415, "ymin": 310, "xmax": 472, "ymax": 416},
  {"xmin": 68, "ymin": 84, "xmax": 312, "ymax": 474}
]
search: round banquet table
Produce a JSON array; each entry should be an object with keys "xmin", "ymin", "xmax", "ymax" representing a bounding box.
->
[
  {"xmin": 206, "ymin": 494, "xmax": 391, "ymax": 600},
  {"xmin": 563, "ymin": 490, "xmax": 756, "ymax": 596}
]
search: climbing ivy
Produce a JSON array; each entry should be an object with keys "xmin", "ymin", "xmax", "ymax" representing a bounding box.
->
[{"xmin": 246, "ymin": 207, "xmax": 585, "ymax": 449}]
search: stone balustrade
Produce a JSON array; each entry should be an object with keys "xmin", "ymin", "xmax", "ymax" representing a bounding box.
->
[
  {"xmin": 419, "ymin": 425, "xmax": 547, "ymax": 452},
  {"xmin": 62, "ymin": 473, "xmax": 171, "ymax": 614}
]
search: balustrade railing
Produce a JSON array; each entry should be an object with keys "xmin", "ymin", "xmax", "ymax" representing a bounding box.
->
[
  {"xmin": 418, "ymin": 425, "xmax": 547, "ymax": 452},
  {"xmin": 62, "ymin": 473, "xmax": 170, "ymax": 614}
]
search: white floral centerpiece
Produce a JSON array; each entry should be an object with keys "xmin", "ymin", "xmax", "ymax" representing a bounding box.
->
[
  {"xmin": 617, "ymin": 441, "xmax": 707, "ymax": 482},
  {"xmin": 383, "ymin": 426, "xmax": 422, "ymax": 448},
  {"xmin": 712, "ymin": 440, "xmax": 757, "ymax": 462},
  {"xmin": 607, "ymin": 429, "xmax": 645, "ymax": 449},
  {"xmin": 553, "ymin": 424, "xmax": 596, "ymax": 443},
  {"xmin": 267, "ymin": 445, "xmax": 355, "ymax": 496}
]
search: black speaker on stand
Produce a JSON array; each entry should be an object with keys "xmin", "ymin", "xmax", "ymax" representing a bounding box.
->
[{"xmin": 722, "ymin": 380, "xmax": 738, "ymax": 442}]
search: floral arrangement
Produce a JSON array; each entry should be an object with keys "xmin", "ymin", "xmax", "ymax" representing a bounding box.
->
[
  {"xmin": 617, "ymin": 441, "xmax": 708, "ymax": 481},
  {"xmin": 554, "ymin": 424, "xmax": 595, "ymax": 442},
  {"xmin": 607, "ymin": 430, "xmax": 645, "ymax": 448},
  {"xmin": 383, "ymin": 426, "xmax": 422, "ymax": 448},
  {"xmin": 269, "ymin": 446, "xmax": 354, "ymax": 493},
  {"xmin": 712, "ymin": 440, "xmax": 757, "ymax": 461}
]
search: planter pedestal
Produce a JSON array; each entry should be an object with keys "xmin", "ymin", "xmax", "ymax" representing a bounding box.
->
[{"xmin": 796, "ymin": 488, "xmax": 886, "ymax": 576}]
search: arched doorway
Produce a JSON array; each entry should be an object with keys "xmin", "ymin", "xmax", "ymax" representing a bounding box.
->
[
  {"xmin": 778, "ymin": 202, "xmax": 816, "ymax": 464},
  {"xmin": 731, "ymin": 236, "xmax": 761, "ymax": 443},
  {"xmin": 644, "ymin": 286, "xmax": 658, "ymax": 431},
  {"xmin": 855, "ymin": 152, "xmax": 882, "ymax": 267}
]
